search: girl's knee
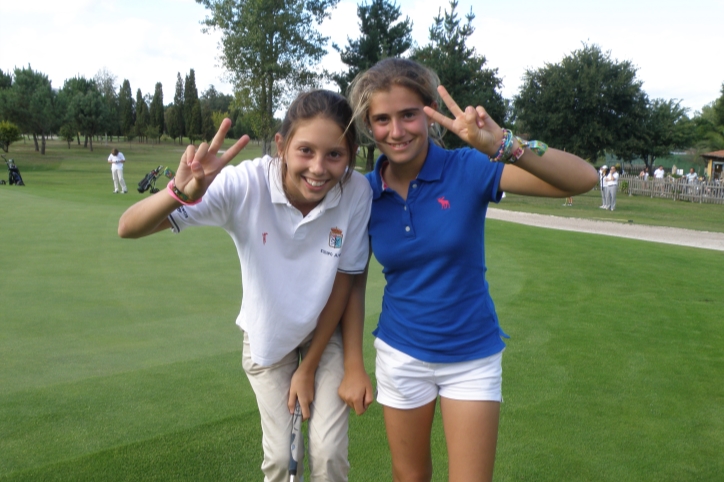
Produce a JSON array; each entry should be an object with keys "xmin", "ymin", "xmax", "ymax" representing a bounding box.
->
[{"xmin": 308, "ymin": 438, "xmax": 349, "ymax": 481}]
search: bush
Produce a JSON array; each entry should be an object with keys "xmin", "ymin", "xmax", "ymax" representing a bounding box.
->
[{"xmin": 0, "ymin": 120, "xmax": 22, "ymax": 152}]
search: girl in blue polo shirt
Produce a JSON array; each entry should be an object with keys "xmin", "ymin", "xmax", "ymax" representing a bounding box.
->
[
  {"xmin": 344, "ymin": 58, "xmax": 598, "ymax": 481},
  {"xmin": 118, "ymin": 90, "xmax": 373, "ymax": 481}
]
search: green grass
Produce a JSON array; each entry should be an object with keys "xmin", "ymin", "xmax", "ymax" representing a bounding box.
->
[{"xmin": 1, "ymin": 139, "xmax": 723, "ymax": 481}]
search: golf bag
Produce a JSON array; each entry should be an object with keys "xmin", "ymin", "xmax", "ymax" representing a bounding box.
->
[
  {"xmin": 2, "ymin": 156, "xmax": 25, "ymax": 186},
  {"xmin": 137, "ymin": 166, "xmax": 174, "ymax": 194}
]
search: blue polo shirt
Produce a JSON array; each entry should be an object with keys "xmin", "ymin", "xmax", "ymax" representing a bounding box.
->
[{"xmin": 366, "ymin": 141, "xmax": 507, "ymax": 363}]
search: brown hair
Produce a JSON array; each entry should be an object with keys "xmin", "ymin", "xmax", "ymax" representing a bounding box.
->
[
  {"xmin": 112, "ymin": 148, "xmax": 119, "ymax": 156},
  {"xmin": 347, "ymin": 58, "xmax": 443, "ymax": 146},
  {"xmin": 275, "ymin": 90, "xmax": 358, "ymax": 190}
]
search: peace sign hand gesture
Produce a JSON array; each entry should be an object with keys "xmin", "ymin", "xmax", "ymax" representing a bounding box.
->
[
  {"xmin": 173, "ymin": 118, "xmax": 250, "ymax": 201},
  {"xmin": 422, "ymin": 85, "xmax": 503, "ymax": 157}
]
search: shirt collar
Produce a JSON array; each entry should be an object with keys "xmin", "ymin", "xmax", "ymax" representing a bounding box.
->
[{"xmin": 370, "ymin": 140, "xmax": 445, "ymax": 200}]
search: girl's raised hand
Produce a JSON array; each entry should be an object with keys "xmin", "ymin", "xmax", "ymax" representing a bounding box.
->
[
  {"xmin": 423, "ymin": 85, "xmax": 502, "ymax": 157},
  {"xmin": 173, "ymin": 118, "xmax": 250, "ymax": 200}
]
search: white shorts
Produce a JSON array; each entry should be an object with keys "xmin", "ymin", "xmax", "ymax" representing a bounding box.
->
[{"xmin": 374, "ymin": 338, "xmax": 503, "ymax": 410}]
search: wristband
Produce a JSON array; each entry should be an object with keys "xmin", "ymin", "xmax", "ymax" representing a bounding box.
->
[
  {"xmin": 167, "ymin": 179, "xmax": 202, "ymax": 206},
  {"xmin": 491, "ymin": 129, "xmax": 514, "ymax": 162},
  {"xmin": 492, "ymin": 131, "xmax": 549, "ymax": 163}
]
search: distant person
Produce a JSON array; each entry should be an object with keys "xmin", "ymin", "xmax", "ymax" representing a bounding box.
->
[
  {"xmin": 653, "ymin": 165, "xmax": 666, "ymax": 195},
  {"xmin": 643, "ymin": 167, "xmax": 649, "ymax": 181},
  {"xmin": 108, "ymin": 148, "xmax": 128, "ymax": 194},
  {"xmin": 599, "ymin": 165, "xmax": 608, "ymax": 208},
  {"xmin": 686, "ymin": 168, "xmax": 698, "ymax": 183},
  {"xmin": 605, "ymin": 165, "xmax": 619, "ymax": 211},
  {"xmin": 654, "ymin": 165, "xmax": 665, "ymax": 180},
  {"xmin": 563, "ymin": 196, "xmax": 573, "ymax": 206}
]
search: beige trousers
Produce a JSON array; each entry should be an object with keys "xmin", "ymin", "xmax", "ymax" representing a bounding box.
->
[{"xmin": 242, "ymin": 328, "xmax": 349, "ymax": 482}]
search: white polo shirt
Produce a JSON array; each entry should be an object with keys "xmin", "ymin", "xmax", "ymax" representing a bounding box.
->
[
  {"xmin": 168, "ymin": 156, "xmax": 372, "ymax": 366},
  {"xmin": 108, "ymin": 152, "xmax": 125, "ymax": 170}
]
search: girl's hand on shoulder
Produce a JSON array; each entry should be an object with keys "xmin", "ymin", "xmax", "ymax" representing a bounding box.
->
[
  {"xmin": 338, "ymin": 366, "xmax": 374, "ymax": 415},
  {"xmin": 423, "ymin": 85, "xmax": 503, "ymax": 157},
  {"xmin": 173, "ymin": 118, "xmax": 250, "ymax": 201},
  {"xmin": 289, "ymin": 364, "xmax": 315, "ymax": 421}
]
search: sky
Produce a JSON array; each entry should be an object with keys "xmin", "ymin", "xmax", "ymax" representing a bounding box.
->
[{"xmin": 1, "ymin": 0, "xmax": 723, "ymax": 115}]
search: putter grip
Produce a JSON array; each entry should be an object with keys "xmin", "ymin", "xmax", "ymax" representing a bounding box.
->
[{"xmin": 289, "ymin": 402, "xmax": 303, "ymax": 480}]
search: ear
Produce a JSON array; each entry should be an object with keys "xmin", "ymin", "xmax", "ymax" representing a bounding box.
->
[{"xmin": 274, "ymin": 133, "xmax": 284, "ymax": 157}]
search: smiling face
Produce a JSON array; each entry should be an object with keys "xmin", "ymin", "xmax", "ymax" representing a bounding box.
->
[
  {"xmin": 277, "ymin": 116, "xmax": 351, "ymax": 216},
  {"xmin": 367, "ymin": 85, "xmax": 433, "ymax": 172}
]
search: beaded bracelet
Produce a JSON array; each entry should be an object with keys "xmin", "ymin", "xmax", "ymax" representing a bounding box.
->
[{"xmin": 166, "ymin": 179, "xmax": 202, "ymax": 206}]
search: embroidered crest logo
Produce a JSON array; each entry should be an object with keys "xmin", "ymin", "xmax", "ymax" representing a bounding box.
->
[
  {"xmin": 437, "ymin": 196, "xmax": 450, "ymax": 209},
  {"xmin": 328, "ymin": 227, "xmax": 343, "ymax": 248},
  {"xmin": 262, "ymin": 232, "xmax": 268, "ymax": 245}
]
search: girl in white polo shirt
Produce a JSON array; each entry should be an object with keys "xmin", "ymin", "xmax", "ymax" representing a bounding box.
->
[{"xmin": 118, "ymin": 90, "xmax": 373, "ymax": 481}]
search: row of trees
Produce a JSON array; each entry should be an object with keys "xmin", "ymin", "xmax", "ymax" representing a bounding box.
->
[
  {"xmin": 0, "ymin": 66, "xmax": 241, "ymax": 153},
  {"xmin": 2, "ymin": 0, "xmax": 723, "ymax": 167},
  {"xmin": 199, "ymin": 0, "xmax": 723, "ymax": 168}
]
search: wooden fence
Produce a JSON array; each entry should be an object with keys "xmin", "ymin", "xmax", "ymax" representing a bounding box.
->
[{"xmin": 618, "ymin": 175, "xmax": 724, "ymax": 205}]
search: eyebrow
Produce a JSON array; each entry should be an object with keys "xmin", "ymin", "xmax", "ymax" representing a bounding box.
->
[{"xmin": 370, "ymin": 107, "xmax": 422, "ymax": 120}]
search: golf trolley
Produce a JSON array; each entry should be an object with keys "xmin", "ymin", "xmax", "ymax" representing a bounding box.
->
[
  {"xmin": 1, "ymin": 155, "xmax": 25, "ymax": 186},
  {"xmin": 137, "ymin": 165, "xmax": 174, "ymax": 194}
]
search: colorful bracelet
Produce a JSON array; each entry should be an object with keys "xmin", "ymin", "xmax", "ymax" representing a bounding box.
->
[
  {"xmin": 491, "ymin": 131, "xmax": 549, "ymax": 163},
  {"xmin": 166, "ymin": 179, "xmax": 202, "ymax": 206},
  {"xmin": 491, "ymin": 129, "xmax": 515, "ymax": 162}
]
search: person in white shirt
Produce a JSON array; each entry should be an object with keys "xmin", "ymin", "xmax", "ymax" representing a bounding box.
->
[
  {"xmin": 605, "ymin": 165, "xmax": 619, "ymax": 210},
  {"xmin": 599, "ymin": 165, "xmax": 608, "ymax": 208},
  {"xmin": 108, "ymin": 148, "xmax": 127, "ymax": 193},
  {"xmin": 686, "ymin": 168, "xmax": 698, "ymax": 183},
  {"xmin": 654, "ymin": 165, "xmax": 665, "ymax": 180},
  {"xmin": 118, "ymin": 90, "xmax": 373, "ymax": 482}
]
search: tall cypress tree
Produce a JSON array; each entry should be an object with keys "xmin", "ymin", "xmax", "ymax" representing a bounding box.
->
[
  {"xmin": 118, "ymin": 79, "xmax": 135, "ymax": 140},
  {"xmin": 173, "ymin": 72, "xmax": 185, "ymax": 141},
  {"xmin": 183, "ymin": 69, "xmax": 199, "ymax": 142},
  {"xmin": 135, "ymin": 88, "xmax": 150, "ymax": 141},
  {"xmin": 149, "ymin": 82, "xmax": 164, "ymax": 140}
]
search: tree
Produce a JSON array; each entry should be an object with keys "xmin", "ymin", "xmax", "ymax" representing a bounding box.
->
[
  {"xmin": 411, "ymin": 0, "xmax": 505, "ymax": 149},
  {"xmin": 135, "ymin": 89, "xmax": 150, "ymax": 141},
  {"xmin": 149, "ymin": 82, "xmax": 165, "ymax": 140},
  {"xmin": 0, "ymin": 69, "xmax": 11, "ymax": 90},
  {"xmin": 0, "ymin": 66, "xmax": 57, "ymax": 154},
  {"xmin": 629, "ymin": 98, "xmax": 694, "ymax": 171},
  {"xmin": 0, "ymin": 120, "xmax": 22, "ymax": 152},
  {"xmin": 692, "ymin": 84, "xmax": 724, "ymax": 152},
  {"xmin": 67, "ymin": 80, "xmax": 109, "ymax": 152},
  {"xmin": 514, "ymin": 44, "xmax": 647, "ymax": 162},
  {"xmin": 59, "ymin": 124, "xmax": 76, "ymax": 149},
  {"xmin": 187, "ymin": 98, "xmax": 203, "ymax": 144},
  {"xmin": 201, "ymin": 84, "xmax": 233, "ymax": 112},
  {"xmin": 201, "ymin": 103, "xmax": 216, "ymax": 142},
  {"xmin": 332, "ymin": 0, "xmax": 412, "ymax": 170},
  {"xmin": 184, "ymin": 69, "xmax": 199, "ymax": 141},
  {"xmin": 173, "ymin": 72, "xmax": 185, "ymax": 141},
  {"xmin": 165, "ymin": 104, "xmax": 182, "ymax": 144},
  {"xmin": 94, "ymin": 68, "xmax": 119, "ymax": 141},
  {"xmin": 198, "ymin": 0, "xmax": 338, "ymax": 154},
  {"xmin": 118, "ymin": 79, "xmax": 135, "ymax": 140}
]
